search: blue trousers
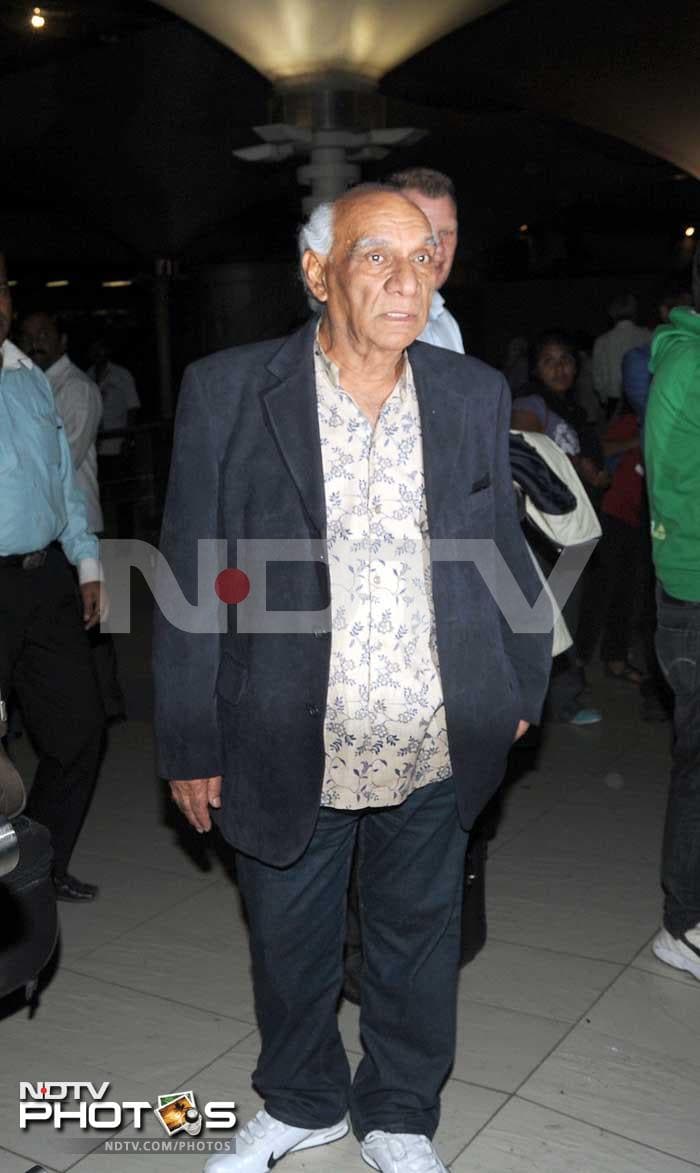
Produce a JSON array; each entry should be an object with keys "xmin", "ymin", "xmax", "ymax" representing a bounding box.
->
[
  {"xmin": 656, "ymin": 590, "xmax": 700, "ymax": 936},
  {"xmin": 235, "ymin": 776, "xmax": 468, "ymax": 1140}
]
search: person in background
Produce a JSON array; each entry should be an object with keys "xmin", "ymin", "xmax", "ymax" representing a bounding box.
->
[
  {"xmin": 593, "ymin": 292, "xmax": 650, "ymax": 414},
  {"xmin": 623, "ymin": 282, "xmax": 693, "ymax": 427},
  {"xmin": 645, "ymin": 247, "xmax": 700, "ymax": 981},
  {"xmin": 576, "ymin": 398, "xmax": 646, "ymax": 683},
  {"xmin": 623, "ymin": 282, "xmax": 692, "ymax": 722},
  {"xmin": 387, "ymin": 167, "xmax": 464, "ymax": 353},
  {"xmin": 573, "ymin": 331, "xmax": 602, "ymax": 425},
  {"xmin": 89, "ymin": 336, "xmax": 140, "ymax": 539},
  {"xmin": 0, "ymin": 252, "xmax": 105, "ymax": 902},
  {"xmin": 19, "ymin": 311, "xmax": 103, "ymax": 536},
  {"xmin": 19, "ymin": 313, "xmax": 126, "ymax": 722},
  {"xmin": 88, "ymin": 336, "xmax": 140, "ymax": 456},
  {"xmin": 502, "ymin": 335, "xmax": 529, "ymax": 395},
  {"xmin": 512, "ymin": 329, "xmax": 607, "ymax": 726}
]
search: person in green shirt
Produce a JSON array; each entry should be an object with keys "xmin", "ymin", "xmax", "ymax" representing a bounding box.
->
[{"xmin": 645, "ymin": 246, "xmax": 700, "ymax": 979}]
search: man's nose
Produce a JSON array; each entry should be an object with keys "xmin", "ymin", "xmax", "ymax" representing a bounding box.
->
[{"xmin": 385, "ymin": 257, "xmax": 419, "ymax": 295}]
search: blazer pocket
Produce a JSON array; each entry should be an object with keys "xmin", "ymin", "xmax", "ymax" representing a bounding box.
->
[
  {"xmin": 469, "ymin": 474, "xmax": 492, "ymax": 495},
  {"xmin": 216, "ymin": 655, "xmax": 249, "ymax": 707}
]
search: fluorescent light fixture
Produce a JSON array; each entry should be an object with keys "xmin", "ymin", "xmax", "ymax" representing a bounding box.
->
[
  {"xmin": 102, "ymin": 279, "xmax": 134, "ymax": 288},
  {"xmin": 46, "ymin": 279, "xmax": 69, "ymax": 288},
  {"xmin": 8, "ymin": 280, "xmax": 18, "ymax": 288},
  {"xmin": 155, "ymin": 0, "xmax": 510, "ymax": 84}
]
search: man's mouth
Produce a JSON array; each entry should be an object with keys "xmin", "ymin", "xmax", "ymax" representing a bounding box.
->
[{"xmin": 382, "ymin": 312, "xmax": 416, "ymax": 321}]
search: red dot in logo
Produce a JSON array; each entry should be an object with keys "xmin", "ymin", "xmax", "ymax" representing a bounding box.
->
[{"xmin": 215, "ymin": 568, "xmax": 251, "ymax": 604}]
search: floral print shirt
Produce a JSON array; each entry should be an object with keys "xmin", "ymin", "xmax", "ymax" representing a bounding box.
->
[{"xmin": 315, "ymin": 339, "xmax": 452, "ymax": 809}]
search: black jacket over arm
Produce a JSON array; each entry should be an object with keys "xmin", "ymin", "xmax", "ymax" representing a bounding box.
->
[{"xmin": 153, "ymin": 320, "xmax": 552, "ymax": 866}]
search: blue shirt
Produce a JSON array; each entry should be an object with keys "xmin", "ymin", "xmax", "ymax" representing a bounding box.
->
[
  {"xmin": 622, "ymin": 342, "xmax": 652, "ymax": 425},
  {"xmin": 0, "ymin": 340, "xmax": 99, "ymax": 573}
]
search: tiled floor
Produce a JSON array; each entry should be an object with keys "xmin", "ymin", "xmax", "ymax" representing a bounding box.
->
[{"xmin": 2, "ymin": 643, "xmax": 699, "ymax": 1173}]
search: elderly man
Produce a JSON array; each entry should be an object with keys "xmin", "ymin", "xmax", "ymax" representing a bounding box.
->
[
  {"xmin": 0, "ymin": 254, "xmax": 105, "ymax": 901},
  {"xmin": 154, "ymin": 188, "xmax": 551, "ymax": 1173},
  {"xmin": 388, "ymin": 167, "xmax": 464, "ymax": 353}
]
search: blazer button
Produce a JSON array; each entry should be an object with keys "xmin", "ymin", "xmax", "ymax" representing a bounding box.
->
[{"xmin": 306, "ymin": 703, "xmax": 321, "ymax": 717}]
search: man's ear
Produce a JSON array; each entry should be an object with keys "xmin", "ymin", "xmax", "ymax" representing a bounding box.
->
[{"xmin": 302, "ymin": 250, "xmax": 328, "ymax": 303}]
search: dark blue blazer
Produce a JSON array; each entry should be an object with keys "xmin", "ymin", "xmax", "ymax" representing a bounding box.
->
[{"xmin": 153, "ymin": 321, "xmax": 552, "ymax": 866}]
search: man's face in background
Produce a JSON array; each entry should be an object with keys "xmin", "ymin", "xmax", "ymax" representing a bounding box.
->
[
  {"xmin": 19, "ymin": 312, "xmax": 65, "ymax": 371},
  {"xmin": 399, "ymin": 190, "xmax": 458, "ymax": 290}
]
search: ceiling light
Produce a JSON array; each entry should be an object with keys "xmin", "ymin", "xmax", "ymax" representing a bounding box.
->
[
  {"xmin": 46, "ymin": 279, "xmax": 69, "ymax": 288},
  {"xmin": 8, "ymin": 280, "xmax": 18, "ymax": 288},
  {"xmin": 102, "ymin": 279, "xmax": 133, "ymax": 288},
  {"xmin": 30, "ymin": 7, "xmax": 45, "ymax": 29},
  {"xmin": 684, "ymin": 225, "xmax": 695, "ymax": 237},
  {"xmin": 519, "ymin": 223, "xmax": 529, "ymax": 233}
]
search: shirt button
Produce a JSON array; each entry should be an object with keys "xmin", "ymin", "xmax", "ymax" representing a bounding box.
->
[
  {"xmin": 374, "ymin": 503, "xmax": 381, "ymax": 514},
  {"xmin": 306, "ymin": 703, "xmax": 321, "ymax": 717},
  {"xmin": 373, "ymin": 575, "xmax": 381, "ymax": 586}
]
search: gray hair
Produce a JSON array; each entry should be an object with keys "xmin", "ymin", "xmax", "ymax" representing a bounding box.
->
[
  {"xmin": 298, "ymin": 203, "xmax": 334, "ymax": 313},
  {"xmin": 297, "ymin": 184, "xmax": 400, "ymax": 312}
]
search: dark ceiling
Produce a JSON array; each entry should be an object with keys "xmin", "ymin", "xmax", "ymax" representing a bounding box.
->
[{"xmin": 2, "ymin": 0, "xmax": 699, "ymax": 276}]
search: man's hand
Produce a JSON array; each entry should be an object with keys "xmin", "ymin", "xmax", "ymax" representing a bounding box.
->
[
  {"xmin": 81, "ymin": 581, "xmax": 108, "ymax": 630},
  {"xmin": 170, "ymin": 776, "xmax": 222, "ymax": 833},
  {"xmin": 513, "ymin": 720, "xmax": 530, "ymax": 742}
]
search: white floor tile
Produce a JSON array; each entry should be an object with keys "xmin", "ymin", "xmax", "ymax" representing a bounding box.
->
[
  {"xmin": 0, "ymin": 1148, "xmax": 58, "ymax": 1173},
  {"xmin": 518, "ymin": 968, "xmax": 700, "ymax": 1163},
  {"xmin": 0, "ymin": 969, "xmax": 253, "ymax": 1170},
  {"xmin": 486, "ymin": 853, "xmax": 659, "ymax": 962},
  {"xmin": 458, "ymin": 940, "xmax": 621, "ymax": 1023},
  {"xmin": 452, "ymin": 1097, "xmax": 698, "ymax": 1172},
  {"xmin": 68, "ymin": 883, "xmax": 256, "ymax": 1022},
  {"xmin": 452, "ymin": 1001, "xmax": 569, "ymax": 1093}
]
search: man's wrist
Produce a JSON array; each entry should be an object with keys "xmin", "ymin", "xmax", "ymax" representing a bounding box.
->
[{"xmin": 78, "ymin": 557, "xmax": 104, "ymax": 584}]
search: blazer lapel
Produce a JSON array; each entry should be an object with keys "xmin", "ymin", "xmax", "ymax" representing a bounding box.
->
[
  {"xmin": 262, "ymin": 320, "xmax": 327, "ymax": 537},
  {"xmin": 409, "ymin": 342, "xmax": 470, "ymax": 530}
]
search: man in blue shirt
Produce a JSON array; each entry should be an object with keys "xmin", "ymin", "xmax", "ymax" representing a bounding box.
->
[
  {"xmin": 0, "ymin": 251, "xmax": 105, "ymax": 901},
  {"xmin": 623, "ymin": 282, "xmax": 693, "ymax": 425}
]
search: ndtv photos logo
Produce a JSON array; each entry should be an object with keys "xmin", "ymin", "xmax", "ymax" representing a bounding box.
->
[{"xmin": 19, "ymin": 1080, "xmax": 236, "ymax": 1137}]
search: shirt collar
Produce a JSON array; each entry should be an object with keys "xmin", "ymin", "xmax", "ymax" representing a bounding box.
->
[
  {"xmin": 314, "ymin": 324, "xmax": 412, "ymax": 405},
  {"xmin": 428, "ymin": 290, "xmax": 446, "ymax": 321},
  {"xmin": 0, "ymin": 339, "xmax": 33, "ymax": 371},
  {"xmin": 46, "ymin": 353, "xmax": 72, "ymax": 380}
]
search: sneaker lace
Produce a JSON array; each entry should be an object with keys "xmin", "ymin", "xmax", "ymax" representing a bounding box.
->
[{"xmin": 238, "ymin": 1110, "xmax": 272, "ymax": 1146}]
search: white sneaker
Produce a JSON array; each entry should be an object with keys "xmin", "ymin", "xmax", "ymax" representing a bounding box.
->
[
  {"xmin": 361, "ymin": 1131, "xmax": 449, "ymax": 1173},
  {"xmin": 204, "ymin": 1109, "xmax": 348, "ymax": 1171},
  {"xmin": 652, "ymin": 925, "xmax": 700, "ymax": 981}
]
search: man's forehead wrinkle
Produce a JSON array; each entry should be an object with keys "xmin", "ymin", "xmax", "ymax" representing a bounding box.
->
[{"xmin": 342, "ymin": 232, "xmax": 436, "ymax": 257}]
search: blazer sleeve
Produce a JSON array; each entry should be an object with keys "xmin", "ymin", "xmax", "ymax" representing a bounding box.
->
[
  {"xmin": 153, "ymin": 363, "xmax": 224, "ymax": 780},
  {"xmin": 493, "ymin": 377, "xmax": 553, "ymax": 722}
]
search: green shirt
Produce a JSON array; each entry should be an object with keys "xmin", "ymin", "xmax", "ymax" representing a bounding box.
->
[{"xmin": 645, "ymin": 307, "xmax": 700, "ymax": 601}]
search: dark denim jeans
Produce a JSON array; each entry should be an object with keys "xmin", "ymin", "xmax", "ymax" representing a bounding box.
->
[
  {"xmin": 234, "ymin": 777, "xmax": 468, "ymax": 1141},
  {"xmin": 655, "ymin": 590, "xmax": 700, "ymax": 936}
]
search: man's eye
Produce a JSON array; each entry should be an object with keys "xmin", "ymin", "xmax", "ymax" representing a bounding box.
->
[
  {"xmin": 368, "ymin": 253, "xmax": 384, "ymax": 263},
  {"xmin": 414, "ymin": 253, "xmax": 433, "ymax": 264}
]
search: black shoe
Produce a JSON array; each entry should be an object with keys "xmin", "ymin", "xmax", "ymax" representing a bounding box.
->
[{"xmin": 52, "ymin": 872, "xmax": 99, "ymax": 902}]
